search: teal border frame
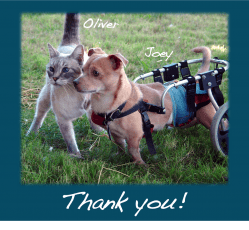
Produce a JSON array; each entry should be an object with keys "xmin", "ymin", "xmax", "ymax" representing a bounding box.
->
[{"xmin": 0, "ymin": 1, "xmax": 247, "ymax": 220}]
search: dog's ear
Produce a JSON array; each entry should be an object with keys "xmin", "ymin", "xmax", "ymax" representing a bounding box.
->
[
  {"xmin": 108, "ymin": 53, "xmax": 129, "ymax": 70},
  {"xmin": 70, "ymin": 45, "xmax": 84, "ymax": 65},
  {"xmin": 48, "ymin": 43, "xmax": 60, "ymax": 59},
  {"xmin": 88, "ymin": 47, "xmax": 105, "ymax": 56}
]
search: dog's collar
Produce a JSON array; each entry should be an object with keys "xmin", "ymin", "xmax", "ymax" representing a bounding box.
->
[
  {"xmin": 91, "ymin": 99, "xmax": 165, "ymax": 127},
  {"xmin": 97, "ymin": 101, "xmax": 127, "ymax": 125},
  {"xmin": 91, "ymin": 100, "xmax": 143, "ymax": 127},
  {"xmin": 92, "ymin": 100, "xmax": 140, "ymax": 140},
  {"xmin": 91, "ymin": 100, "xmax": 166, "ymax": 156}
]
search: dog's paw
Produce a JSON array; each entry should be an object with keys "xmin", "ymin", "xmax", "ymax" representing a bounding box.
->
[{"xmin": 133, "ymin": 159, "xmax": 146, "ymax": 166}]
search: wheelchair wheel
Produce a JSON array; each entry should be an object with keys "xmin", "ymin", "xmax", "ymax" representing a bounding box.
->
[{"xmin": 210, "ymin": 102, "xmax": 229, "ymax": 156}]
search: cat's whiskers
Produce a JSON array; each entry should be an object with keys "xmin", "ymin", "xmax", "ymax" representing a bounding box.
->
[
  {"xmin": 66, "ymin": 82, "xmax": 76, "ymax": 92},
  {"xmin": 60, "ymin": 79, "xmax": 68, "ymax": 86},
  {"xmin": 62, "ymin": 85, "xmax": 73, "ymax": 103},
  {"xmin": 66, "ymin": 83, "xmax": 82, "ymax": 98}
]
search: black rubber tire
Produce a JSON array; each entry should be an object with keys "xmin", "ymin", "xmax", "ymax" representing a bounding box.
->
[{"xmin": 210, "ymin": 102, "xmax": 229, "ymax": 156}]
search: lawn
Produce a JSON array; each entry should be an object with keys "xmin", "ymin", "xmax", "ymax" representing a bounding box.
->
[{"xmin": 21, "ymin": 13, "xmax": 228, "ymax": 184}]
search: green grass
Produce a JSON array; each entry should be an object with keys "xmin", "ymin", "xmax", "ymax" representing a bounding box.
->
[{"xmin": 21, "ymin": 13, "xmax": 229, "ymax": 184}]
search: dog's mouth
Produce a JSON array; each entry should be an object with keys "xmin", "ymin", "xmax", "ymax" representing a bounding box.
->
[{"xmin": 77, "ymin": 89, "xmax": 97, "ymax": 94}]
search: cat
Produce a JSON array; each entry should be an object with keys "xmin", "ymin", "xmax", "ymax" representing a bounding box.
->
[{"xmin": 26, "ymin": 13, "xmax": 100, "ymax": 157}]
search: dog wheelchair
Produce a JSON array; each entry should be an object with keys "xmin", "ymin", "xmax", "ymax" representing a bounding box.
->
[{"xmin": 133, "ymin": 58, "xmax": 229, "ymax": 156}]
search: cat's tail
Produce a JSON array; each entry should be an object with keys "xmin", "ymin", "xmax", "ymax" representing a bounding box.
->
[
  {"xmin": 61, "ymin": 13, "xmax": 80, "ymax": 46},
  {"xmin": 192, "ymin": 46, "xmax": 211, "ymax": 74}
]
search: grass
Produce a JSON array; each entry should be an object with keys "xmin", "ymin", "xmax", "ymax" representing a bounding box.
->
[{"xmin": 21, "ymin": 13, "xmax": 229, "ymax": 184}]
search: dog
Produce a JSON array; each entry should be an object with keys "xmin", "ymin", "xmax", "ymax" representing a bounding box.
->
[
  {"xmin": 26, "ymin": 13, "xmax": 101, "ymax": 157},
  {"xmin": 73, "ymin": 46, "xmax": 216, "ymax": 164}
]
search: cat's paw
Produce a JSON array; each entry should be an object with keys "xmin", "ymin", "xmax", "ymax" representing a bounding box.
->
[{"xmin": 69, "ymin": 152, "xmax": 84, "ymax": 160}]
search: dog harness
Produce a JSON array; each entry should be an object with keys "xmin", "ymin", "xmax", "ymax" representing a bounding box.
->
[
  {"xmin": 91, "ymin": 83, "xmax": 211, "ymax": 154},
  {"xmin": 166, "ymin": 83, "xmax": 210, "ymax": 127},
  {"xmin": 91, "ymin": 100, "xmax": 165, "ymax": 155}
]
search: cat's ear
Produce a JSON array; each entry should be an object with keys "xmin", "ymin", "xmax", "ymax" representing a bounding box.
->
[
  {"xmin": 70, "ymin": 45, "xmax": 84, "ymax": 65},
  {"xmin": 47, "ymin": 43, "xmax": 60, "ymax": 59}
]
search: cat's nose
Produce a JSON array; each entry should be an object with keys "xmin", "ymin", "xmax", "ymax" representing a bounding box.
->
[{"xmin": 53, "ymin": 77, "xmax": 59, "ymax": 82}]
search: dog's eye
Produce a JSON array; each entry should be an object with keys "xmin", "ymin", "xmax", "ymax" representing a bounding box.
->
[
  {"xmin": 50, "ymin": 67, "xmax": 54, "ymax": 72},
  {"xmin": 93, "ymin": 70, "xmax": 99, "ymax": 77},
  {"xmin": 62, "ymin": 67, "xmax": 69, "ymax": 73}
]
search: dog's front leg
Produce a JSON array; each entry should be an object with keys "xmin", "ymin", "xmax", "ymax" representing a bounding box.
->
[
  {"xmin": 127, "ymin": 137, "xmax": 145, "ymax": 165},
  {"xmin": 86, "ymin": 108, "xmax": 104, "ymax": 133},
  {"xmin": 27, "ymin": 84, "xmax": 51, "ymax": 135},
  {"xmin": 56, "ymin": 118, "xmax": 80, "ymax": 156},
  {"xmin": 111, "ymin": 133, "xmax": 126, "ymax": 155}
]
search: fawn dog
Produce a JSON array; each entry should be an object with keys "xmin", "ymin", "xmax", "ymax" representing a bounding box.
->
[{"xmin": 73, "ymin": 47, "xmax": 216, "ymax": 164}]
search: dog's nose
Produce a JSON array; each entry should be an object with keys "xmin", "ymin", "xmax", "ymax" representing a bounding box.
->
[
  {"xmin": 53, "ymin": 77, "xmax": 59, "ymax": 82},
  {"xmin": 73, "ymin": 79, "xmax": 79, "ymax": 86}
]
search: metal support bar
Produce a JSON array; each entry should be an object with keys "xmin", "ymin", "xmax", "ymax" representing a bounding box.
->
[
  {"xmin": 161, "ymin": 76, "xmax": 201, "ymax": 110},
  {"xmin": 133, "ymin": 58, "xmax": 229, "ymax": 83},
  {"xmin": 208, "ymin": 88, "xmax": 219, "ymax": 111},
  {"xmin": 133, "ymin": 58, "xmax": 229, "ymax": 115}
]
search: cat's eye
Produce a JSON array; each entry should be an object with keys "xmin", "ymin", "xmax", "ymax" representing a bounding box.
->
[
  {"xmin": 93, "ymin": 70, "xmax": 99, "ymax": 77},
  {"xmin": 50, "ymin": 67, "xmax": 54, "ymax": 72},
  {"xmin": 62, "ymin": 67, "xmax": 69, "ymax": 73}
]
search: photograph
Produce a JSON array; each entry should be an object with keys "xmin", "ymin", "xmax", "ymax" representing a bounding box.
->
[
  {"xmin": 3, "ymin": 0, "xmax": 249, "ymax": 223},
  {"xmin": 21, "ymin": 13, "xmax": 229, "ymax": 184}
]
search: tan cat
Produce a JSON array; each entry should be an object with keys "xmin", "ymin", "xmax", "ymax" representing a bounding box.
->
[{"xmin": 27, "ymin": 13, "xmax": 100, "ymax": 157}]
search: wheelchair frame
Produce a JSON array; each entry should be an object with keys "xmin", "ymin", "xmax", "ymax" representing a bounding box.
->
[{"xmin": 133, "ymin": 58, "xmax": 229, "ymax": 156}]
